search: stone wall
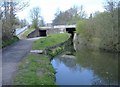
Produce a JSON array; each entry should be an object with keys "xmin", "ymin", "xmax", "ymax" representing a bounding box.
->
[
  {"xmin": 27, "ymin": 29, "xmax": 40, "ymax": 38},
  {"xmin": 27, "ymin": 28, "xmax": 66, "ymax": 38},
  {"xmin": 47, "ymin": 28, "xmax": 66, "ymax": 35}
]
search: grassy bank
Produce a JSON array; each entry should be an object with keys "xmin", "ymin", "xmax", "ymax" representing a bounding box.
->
[
  {"xmin": 14, "ymin": 33, "xmax": 70, "ymax": 85},
  {"xmin": 32, "ymin": 33, "xmax": 70, "ymax": 50},
  {"xmin": 14, "ymin": 54, "xmax": 56, "ymax": 85},
  {"xmin": 2, "ymin": 36, "xmax": 19, "ymax": 48},
  {"xmin": 21, "ymin": 27, "xmax": 35, "ymax": 39}
]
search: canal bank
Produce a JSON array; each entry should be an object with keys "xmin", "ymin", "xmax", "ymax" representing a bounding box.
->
[
  {"xmin": 13, "ymin": 32, "xmax": 119, "ymax": 85},
  {"xmin": 51, "ymin": 34, "xmax": 119, "ymax": 85},
  {"xmin": 13, "ymin": 33, "xmax": 70, "ymax": 85}
]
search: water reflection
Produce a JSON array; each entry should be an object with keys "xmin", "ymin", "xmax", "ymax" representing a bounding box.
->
[
  {"xmin": 51, "ymin": 47, "xmax": 118, "ymax": 85},
  {"xmin": 52, "ymin": 56, "xmax": 95, "ymax": 85},
  {"xmin": 75, "ymin": 49, "xmax": 118, "ymax": 85}
]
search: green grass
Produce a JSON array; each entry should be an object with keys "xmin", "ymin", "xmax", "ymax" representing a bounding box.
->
[
  {"xmin": 2, "ymin": 36, "xmax": 19, "ymax": 48},
  {"xmin": 32, "ymin": 33, "xmax": 70, "ymax": 50},
  {"xmin": 21, "ymin": 27, "xmax": 35, "ymax": 39},
  {"xmin": 14, "ymin": 33, "xmax": 70, "ymax": 85},
  {"xmin": 14, "ymin": 54, "xmax": 56, "ymax": 85}
]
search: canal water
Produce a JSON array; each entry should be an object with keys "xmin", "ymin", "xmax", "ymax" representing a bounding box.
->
[{"xmin": 51, "ymin": 36, "xmax": 119, "ymax": 85}]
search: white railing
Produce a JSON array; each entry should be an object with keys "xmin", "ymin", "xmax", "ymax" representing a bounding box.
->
[
  {"xmin": 54, "ymin": 25, "xmax": 76, "ymax": 28},
  {"xmin": 15, "ymin": 26, "xmax": 28, "ymax": 35}
]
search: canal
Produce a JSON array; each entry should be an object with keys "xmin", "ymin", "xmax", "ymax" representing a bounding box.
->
[{"xmin": 51, "ymin": 35, "xmax": 119, "ymax": 85}]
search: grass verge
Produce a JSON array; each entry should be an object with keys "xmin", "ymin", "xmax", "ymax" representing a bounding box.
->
[
  {"xmin": 2, "ymin": 36, "xmax": 19, "ymax": 48},
  {"xmin": 14, "ymin": 54, "xmax": 56, "ymax": 85},
  {"xmin": 14, "ymin": 33, "xmax": 70, "ymax": 85},
  {"xmin": 21, "ymin": 27, "xmax": 35, "ymax": 39},
  {"xmin": 32, "ymin": 33, "xmax": 70, "ymax": 50}
]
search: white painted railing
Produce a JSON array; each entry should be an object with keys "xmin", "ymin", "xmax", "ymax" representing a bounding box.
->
[
  {"xmin": 54, "ymin": 25, "xmax": 76, "ymax": 28},
  {"xmin": 15, "ymin": 26, "xmax": 28, "ymax": 35}
]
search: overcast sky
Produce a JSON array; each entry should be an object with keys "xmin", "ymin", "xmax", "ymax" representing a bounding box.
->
[{"xmin": 16, "ymin": 0, "xmax": 106, "ymax": 23}]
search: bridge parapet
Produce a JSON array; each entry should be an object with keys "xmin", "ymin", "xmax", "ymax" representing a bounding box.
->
[{"xmin": 53, "ymin": 25, "xmax": 76, "ymax": 29}]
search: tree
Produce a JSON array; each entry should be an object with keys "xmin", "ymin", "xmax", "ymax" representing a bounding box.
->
[
  {"xmin": 20, "ymin": 19, "xmax": 28, "ymax": 28},
  {"xmin": 30, "ymin": 7, "xmax": 41, "ymax": 29},
  {"xmin": 76, "ymin": 0, "xmax": 120, "ymax": 52},
  {"xmin": 77, "ymin": 5, "xmax": 87, "ymax": 19},
  {"xmin": 52, "ymin": 5, "xmax": 86, "ymax": 25},
  {"xmin": 1, "ymin": 0, "xmax": 29, "ymax": 39},
  {"xmin": 104, "ymin": 0, "xmax": 118, "ymax": 12},
  {"xmin": 38, "ymin": 17, "xmax": 45, "ymax": 27},
  {"xmin": 104, "ymin": 0, "xmax": 119, "ymax": 51}
]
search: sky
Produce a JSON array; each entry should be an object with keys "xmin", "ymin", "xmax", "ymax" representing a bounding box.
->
[{"xmin": 16, "ymin": 0, "xmax": 106, "ymax": 23}]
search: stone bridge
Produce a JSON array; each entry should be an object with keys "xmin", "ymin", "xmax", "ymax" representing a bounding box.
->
[{"xmin": 27, "ymin": 25, "xmax": 76, "ymax": 38}]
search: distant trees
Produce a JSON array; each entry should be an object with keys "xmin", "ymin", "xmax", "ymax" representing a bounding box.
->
[
  {"xmin": 76, "ymin": 0, "xmax": 120, "ymax": 52},
  {"xmin": 30, "ymin": 7, "xmax": 45, "ymax": 29},
  {"xmin": 52, "ymin": 5, "xmax": 86, "ymax": 25},
  {"xmin": 38, "ymin": 17, "xmax": 45, "ymax": 27},
  {"xmin": 30, "ymin": 7, "xmax": 41, "ymax": 29},
  {"xmin": 20, "ymin": 19, "xmax": 28, "ymax": 28}
]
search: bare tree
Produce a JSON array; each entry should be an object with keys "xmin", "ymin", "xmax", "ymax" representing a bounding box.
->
[{"xmin": 78, "ymin": 5, "xmax": 87, "ymax": 19}]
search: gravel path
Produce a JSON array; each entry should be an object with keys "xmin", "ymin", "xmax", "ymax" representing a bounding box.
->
[{"xmin": 2, "ymin": 37, "xmax": 41, "ymax": 85}]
